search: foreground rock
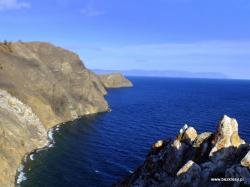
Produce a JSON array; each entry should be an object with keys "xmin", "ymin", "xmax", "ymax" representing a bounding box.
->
[
  {"xmin": 115, "ymin": 115, "xmax": 250, "ymax": 187},
  {"xmin": 99, "ymin": 73, "xmax": 133, "ymax": 88},
  {"xmin": 0, "ymin": 41, "xmax": 132, "ymax": 187}
]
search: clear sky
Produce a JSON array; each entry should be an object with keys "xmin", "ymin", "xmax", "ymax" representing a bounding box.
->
[{"xmin": 0, "ymin": 0, "xmax": 250, "ymax": 79}]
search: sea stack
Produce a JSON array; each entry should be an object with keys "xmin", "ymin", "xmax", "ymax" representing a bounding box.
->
[{"xmin": 115, "ymin": 115, "xmax": 250, "ymax": 187}]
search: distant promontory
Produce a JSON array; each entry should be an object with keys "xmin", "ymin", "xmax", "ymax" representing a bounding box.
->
[
  {"xmin": 94, "ymin": 69, "xmax": 229, "ymax": 79},
  {"xmin": 99, "ymin": 73, "xmax": 133, "ymax": 88}
]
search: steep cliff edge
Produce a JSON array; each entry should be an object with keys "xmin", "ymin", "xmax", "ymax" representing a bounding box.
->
[
  {"xmin": 115, "ymin": 115, "xmax": 250, "ymax": 187},
  {"xmin": 0, "ymin": 42, "xmax": 109, "ymax": 129},
  {"xmin": 0, "ymin": 41, "xmax": 132, "ymax": 187},
  {"xmin": 98, "ymin": 73, "xmax": 133, "ymax": 88}
]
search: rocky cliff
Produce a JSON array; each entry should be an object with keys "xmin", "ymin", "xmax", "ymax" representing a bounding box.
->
[
  {"xmin": 98, "ymin": 73, "xmax": 133, "ymax": 88},
  {"xmin": 115, "ymin": 115, "xmax": 250, "ymax": 187},
  {"xmin": 0, "ymin": 41, "xmax": 131, "ymax": 187}
]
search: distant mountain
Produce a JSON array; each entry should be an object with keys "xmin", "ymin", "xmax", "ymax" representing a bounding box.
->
[{"xmin": 93, "ymin": 69, "xmax": 229, "ymax": 79}]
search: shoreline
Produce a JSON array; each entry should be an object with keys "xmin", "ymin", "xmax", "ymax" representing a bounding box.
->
[
  {"xmin": 15, "ymin": 126, "xmax": 57, "ymax": 186},
  {"xmin": 14, "ymin": 109, "xmax": 112, "ymax": 186}
]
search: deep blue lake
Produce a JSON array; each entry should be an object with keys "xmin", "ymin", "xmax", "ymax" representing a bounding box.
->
[{"xmin": 20, "ymin": 77, "xmax": 250, "ymax": 187}]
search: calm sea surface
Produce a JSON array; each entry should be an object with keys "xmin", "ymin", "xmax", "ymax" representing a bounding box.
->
[{"xmin": 20, "ymin": 77, "xmax": 250, "ymax": 187}]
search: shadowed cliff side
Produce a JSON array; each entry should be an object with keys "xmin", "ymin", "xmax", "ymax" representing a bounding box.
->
[
  {"xmin": 0, "ymin": 41, "xmax": 132, "ymax": 187},
  {"xmin": 115, "ymin": 115, "xmax": 250, "ymax": 187}
]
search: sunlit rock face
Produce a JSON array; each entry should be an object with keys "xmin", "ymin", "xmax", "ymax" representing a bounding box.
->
[
  {"xmin": 210, "ymin": 115, "xmax": 245, "ymax": 157},
  {"xmin": 177, "ymin": 124, "xmax": 198, "ymax": 144},
  {"xmin": 115, "ymin": 115, "xmax": 250, "ymax": 187},
  {"xmin": 0, "ymin": 89, "xmax": 47, "ymax": 187}
]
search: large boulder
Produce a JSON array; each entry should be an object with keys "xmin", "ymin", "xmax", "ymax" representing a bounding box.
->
[
  {"xmin": 209, "ymin": 115, "xmax": 245, "ymax": 160},
  {"xmin": 182, "ymin": 127, "xmax": 198, "ymax": 142},
  {"xmin": 177, "ymin": 124, "xmax": 198, "ymax": 145}
]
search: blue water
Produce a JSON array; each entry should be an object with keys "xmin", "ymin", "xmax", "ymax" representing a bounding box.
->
[{"xmin": 21, "ymin": 77, "xmax": 250, "ymax": 187}]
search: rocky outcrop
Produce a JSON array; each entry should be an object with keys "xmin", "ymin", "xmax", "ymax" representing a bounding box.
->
[
  {"xmin": 115, "ymin": 115, "xmax": 250, "ymax": 187},
  {"xmin": 0, "ymin": 89, "xmax": 47, "ymax": 187},
  {"xmin": 0, "ymin": 41, "xmax": 132, "ymax": 187},
  {"xmin": 98, "ymin": 73, "xmax": 133, "ymax": 88}
]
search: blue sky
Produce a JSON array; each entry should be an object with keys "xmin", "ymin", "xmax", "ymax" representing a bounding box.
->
[{"xmin": 0, "ymin": 0, "xmax": 250, "ymax": 79}]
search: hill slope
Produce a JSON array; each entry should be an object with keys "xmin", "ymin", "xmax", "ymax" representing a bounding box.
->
[{"xmin": 0, "ymin": 42, "xmax": 131, "ymax": 186}]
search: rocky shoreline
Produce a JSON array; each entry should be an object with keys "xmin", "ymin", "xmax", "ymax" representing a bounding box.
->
[
  {"xmin": 0, "ymin": 41, "xmax": 132, "ymax": 187},
  {"xmin": 115, "ymin": 115, "xmax": 250, "ymax": 187}
]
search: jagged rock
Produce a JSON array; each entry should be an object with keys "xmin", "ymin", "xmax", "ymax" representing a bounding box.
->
[
  {"xmin": 241, "ymin": 150, "xmax": 250, "ymax": 169},
  {"xmin": 173, "ymin": 160, "xmax": 201, "ymax": 187},
  {"xmin": 173, "ymin": 139, "xmax": 182, "ymax": 149},
  {"xmin": 176, "ymin": 125, "xmax": 198, "ymax": 145},
  {"xmin": 193, "ymin": 132, "xmax": 213, "ymax": 159},
  {"xmin": 115, "ymin": 116, "xmax": 249, "ymax": 187},
  {"xmin": 210, "ymin": 115, "xmax": 245, "ymax": 158},
  {"xmin": 193, "ymin": 132, "xmax": 212, "ymax": 148},
  {"xmin": 208, "ymin": 116, "xmax": 248, "ymax": 171},
  {"xmin": 182, "ymin": 127, "xmax": 198, "ymax": 143}
]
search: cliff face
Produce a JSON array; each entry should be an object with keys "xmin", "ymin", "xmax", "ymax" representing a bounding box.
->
[
  {"xmin": 115, "ymin": 115, "xmax": 250, "ymax": 187},
  {"xmin": 0, "ymin": 42, "xmax": 131, "ymax": 187},
  {"xmin": 0, "ymin": 42, "xmax": 108, "ymax": 129},
  {"xmin": 99, "ymin": 73, "xmax": 133, "ymax": 88},
  {"xmin": 0, "ymin": 89, "xmax": 48, "ymax": 186}
]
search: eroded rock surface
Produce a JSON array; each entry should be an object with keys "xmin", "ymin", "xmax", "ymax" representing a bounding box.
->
[
  {"xmin": 98, "ymin": 73, "xmax": 133, "ymax": 88},
  {"xmin": 115, "ymin": 115, "xmax": 250, "ymax": 187},
  {"xmin": 0, "ymin": 89, "xmax": 47, "ymax": 187}
]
